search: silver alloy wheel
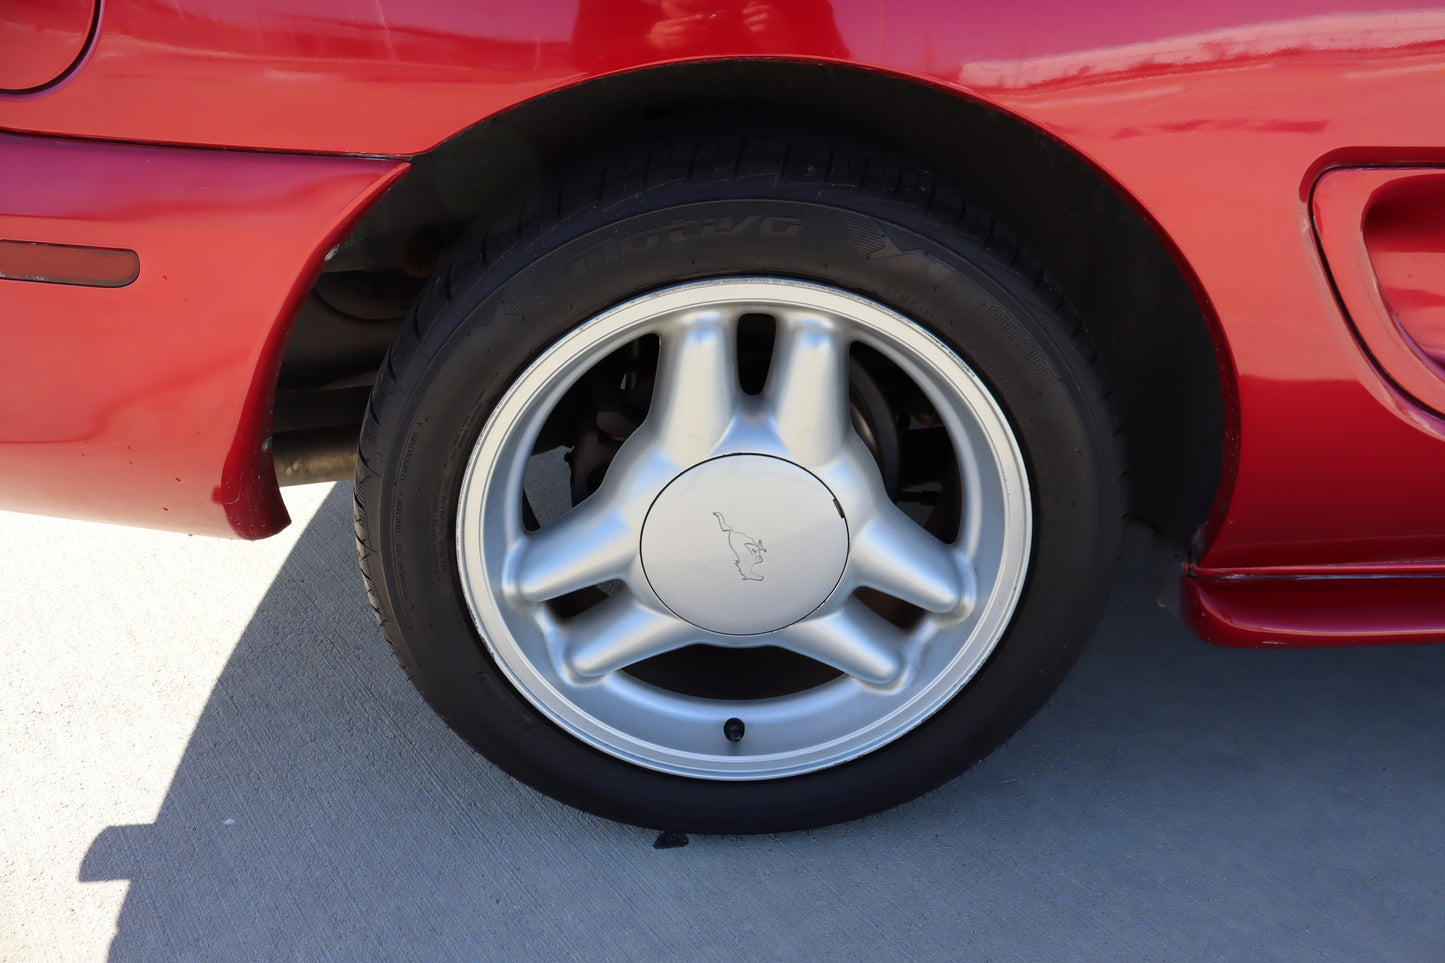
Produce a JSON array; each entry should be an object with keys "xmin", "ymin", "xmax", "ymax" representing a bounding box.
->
[{"xmin": 455, "ymin": 278, "xmax": 1031, "ymax": 779}]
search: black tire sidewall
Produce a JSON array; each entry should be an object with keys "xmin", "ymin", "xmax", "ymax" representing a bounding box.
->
[{"xmin": 363, "ymin": 189, "xmax": 1120, "ymax": 832}]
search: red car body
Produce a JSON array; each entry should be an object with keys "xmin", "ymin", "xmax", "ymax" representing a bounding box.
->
[{"xmin": 3, "ymin": 0, "xmax": 1444, "ymax": 649}]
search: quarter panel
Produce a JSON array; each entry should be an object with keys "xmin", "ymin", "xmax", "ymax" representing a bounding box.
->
[{"xmin": 1, "ymin": 0, "xmax": 1444, "ymax": 570}]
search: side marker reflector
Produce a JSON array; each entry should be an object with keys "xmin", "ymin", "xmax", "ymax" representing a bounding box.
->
[{"xmin": 0, "ymin": 239, "xmax": 139, "ymax": 288}]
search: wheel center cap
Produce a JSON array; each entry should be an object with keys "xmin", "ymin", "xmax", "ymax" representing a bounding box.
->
[{"xmin": 640, "ymin": 454, "xmax": 849, "ymax": 636}]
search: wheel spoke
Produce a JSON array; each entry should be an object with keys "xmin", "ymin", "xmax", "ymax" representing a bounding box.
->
[
  {"xmin": 765, "ymin": 311, "xmax": 852, "ymax": 464},
  {"xmin": 850, "ymin": 502, "xmax": 969, "ymax": 614},
  {"xmin": 562, "ymin": 594, "xmax": 705, "ymax": 677},
  {"xmin": 774, "ymin": 599, "xmax": 906, "ymax": 684},
  {"xmin": 510, "ymin": 499, "xmax": 634, "ymax": 602},
  {"xmin": 647, "ymin": 310, "xmax": 740, "ymax": 463}
]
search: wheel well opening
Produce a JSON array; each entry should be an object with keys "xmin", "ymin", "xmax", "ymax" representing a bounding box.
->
[{"xmin": 276, "ymin": 59, "xmax": 1224, "ymax": 546}]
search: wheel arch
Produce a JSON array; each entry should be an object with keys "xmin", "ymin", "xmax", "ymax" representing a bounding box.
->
[{"xmin": 278, "ymin": 58, "xmax": 1225, "ymax": 546}]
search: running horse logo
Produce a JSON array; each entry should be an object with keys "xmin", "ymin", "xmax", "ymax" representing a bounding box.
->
[{"xmin": 713, "ymin": 512, "xmax": 767, "ymax": 581}]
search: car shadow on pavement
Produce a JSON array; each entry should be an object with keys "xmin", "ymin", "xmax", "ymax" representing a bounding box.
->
[{"xmin": 81, "ymin": 483, "xmax": 1445, "ymax": 960}]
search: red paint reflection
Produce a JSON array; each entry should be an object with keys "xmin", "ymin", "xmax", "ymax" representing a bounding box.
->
[{"xmin": 573, "ymin": 0, "xmax": 846, "ymax": 68}]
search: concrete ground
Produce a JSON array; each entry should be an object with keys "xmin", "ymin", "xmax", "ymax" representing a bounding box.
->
[{"xmin": 2, "ymin": 481, "xmax": 1443, "ymax": 961}]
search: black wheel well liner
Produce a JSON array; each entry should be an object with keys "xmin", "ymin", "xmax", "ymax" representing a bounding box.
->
[{"xmin": 282, "ymin": 58, "xmax": 1224, "ymax": 546}]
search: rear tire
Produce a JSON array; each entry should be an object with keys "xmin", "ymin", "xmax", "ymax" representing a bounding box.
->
[{"xmin": 355, "ymin": 130, "xmax": 1123, "ymax": 832}]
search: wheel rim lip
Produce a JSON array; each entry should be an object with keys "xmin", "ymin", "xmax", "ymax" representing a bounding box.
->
[{"xmin": 455, "ymin": 278, "xmax": 1032, "ymax": 780}]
